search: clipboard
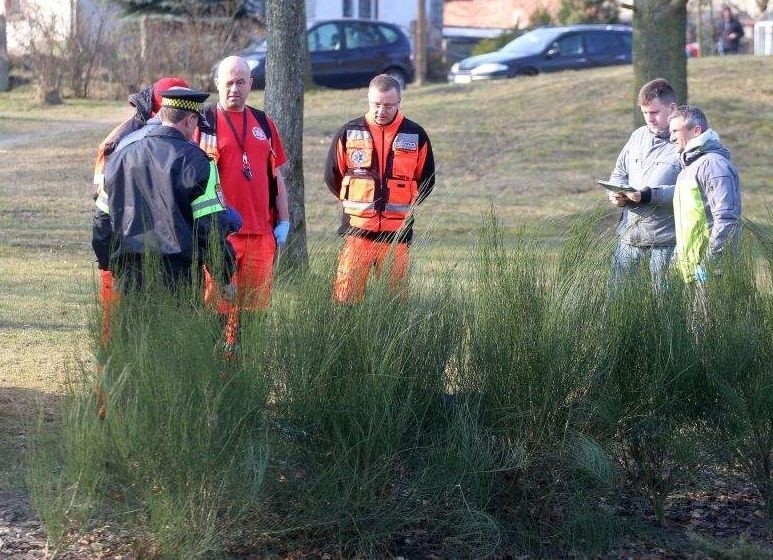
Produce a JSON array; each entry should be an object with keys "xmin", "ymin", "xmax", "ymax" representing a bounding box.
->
[{"xmin": 595, "ymin": 179, "xmax": 637, "ymax": 193}]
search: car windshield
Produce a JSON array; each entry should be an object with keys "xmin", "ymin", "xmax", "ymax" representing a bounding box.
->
[{"xmin": 500, "ymin": 28, "xmax": 565, "ymax": 54}]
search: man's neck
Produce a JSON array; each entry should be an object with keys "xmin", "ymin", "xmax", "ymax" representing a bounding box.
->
[
  {"xmin": 161, "ymin": 120, "xmax": 190, "ymax": 138},
  {"xmin": 219, "ymin": 102, "xmax": 247, "ymax": 112}
]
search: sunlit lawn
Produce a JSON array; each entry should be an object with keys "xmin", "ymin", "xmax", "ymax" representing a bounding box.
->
[{"xmin": 0, "ymin": 57, "xmax": 771, "ymax": 483}]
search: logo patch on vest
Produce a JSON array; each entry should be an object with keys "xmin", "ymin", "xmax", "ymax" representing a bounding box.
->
[
  {"xmin": 394, "ymin": 133, "xmax": 418, "ymax": 151},
  {"xmin": 252, "ymin": 126, "xmax": 267, "ymax": 141},
  {"xmin": 350, "ymin": 149, "xmax": 367, "ymax": 166}
]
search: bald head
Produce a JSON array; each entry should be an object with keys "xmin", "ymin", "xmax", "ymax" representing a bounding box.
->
[{"xmin": 216, "ymin": 56, "xmax": 252, "ymax": 111}]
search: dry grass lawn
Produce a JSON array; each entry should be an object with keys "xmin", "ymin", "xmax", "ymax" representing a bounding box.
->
[{"xmin": 0, "ymin": 56, "xmax": 771, "ymax": 494}]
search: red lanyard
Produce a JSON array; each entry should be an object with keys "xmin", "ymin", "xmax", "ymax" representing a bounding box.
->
[{"xmin": 219, "ymin": 106, "xmax": 253, "ymax": 181}]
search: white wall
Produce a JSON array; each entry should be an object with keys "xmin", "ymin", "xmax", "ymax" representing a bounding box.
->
[
  {"xmin": 305, "ymin": 0, "xmax": 434, "ymax": 36},
  {"xmin": 6, "ymin": 0, "xmax": 73, "ymax": 55}
]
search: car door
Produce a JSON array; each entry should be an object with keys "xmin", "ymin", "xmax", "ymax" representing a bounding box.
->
[
  {"xmin": 540, "ymin": 32, "xmax": 590, "ymax": 72},
  {"xmin": 585, "ymin": 30, "xmax": 629, "ymax": 67},
  {"xmin": 340, "ymin": 22, "xmax": 386, "ymax": 88},
  {"xmin": 307, "ymin": 22, "xmax": 345, "ymax": 88}
]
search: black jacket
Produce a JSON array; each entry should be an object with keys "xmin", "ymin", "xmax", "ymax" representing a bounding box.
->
[{"xmin": 93, "ymin": 126, "xmax": 233, "ymax": 284}]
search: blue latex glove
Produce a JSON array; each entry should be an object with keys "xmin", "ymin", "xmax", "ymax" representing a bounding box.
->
[
  {"xmin": 219, "ymin": 206, "xmax": 242, "ymax": 235},
  {"xmin": 694, "ymin": 264, "xmax": 708, "ymax": 284},
  {"xmin": 273, "ymin": 220, "xmax": 290, "ymax": 247}
]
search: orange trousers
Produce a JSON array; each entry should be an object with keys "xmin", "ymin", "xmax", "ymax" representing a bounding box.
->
[
  {"xmin": 204, "ymin": 233, "xmax": 277, "ymax": 354},
  {"xmin": 333, "ymin": 236, "xmax": 410, "ymax": 304},
  {"xmin": 98, "ymin": 269, "xmax": 119, "ymax": 350},
  {"xmin": 97, "ymin": 269, "xmax": 120, "ymax": 418}
]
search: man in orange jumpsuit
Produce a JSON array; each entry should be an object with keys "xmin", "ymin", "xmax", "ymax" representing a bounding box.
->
[
  {"xmin": 199, "ymin": 56, "xmax": 290, "ymax": 355},
  {"xmin": 324, "ymin": 73, "xmax": 435, "ymax": 303}
]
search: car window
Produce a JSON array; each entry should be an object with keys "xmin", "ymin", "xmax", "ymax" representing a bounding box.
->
[
  {"xmin": 344, "ymin": 22, "xmax": 384, "ymax": 49},
  {"xmin": 502, "ymin": 27, "xmax": 564, "ymax": 54},
  {"xmin": 585, "ymin": 31, "xmax": 621, "ymax": 55},
  {"xmin": 556, "ymin": 34, "xmax": 584, "ymax": 55},
  {"xmin": 378, "ymin": 24, "xmax": 399, "ymax": 44},
  {"xmin": 309, "ymin": 23, "xmax": 341, "ymax": 52}
]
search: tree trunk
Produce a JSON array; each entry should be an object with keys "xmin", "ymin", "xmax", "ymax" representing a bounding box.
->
[
  {"xmin": 0, "ymin": 10, "xmax": 9, "ymax": 92},
  {"xmin": 415, "ymin": 0, "xmax": 426, "ymax": 85},
  {"xmin": 632, "ymin": 0, "xmax": 688, "ymax": 126},
  {"xmin": 265, "ymin": 0, "xmax": 308, "ymax": 269}
]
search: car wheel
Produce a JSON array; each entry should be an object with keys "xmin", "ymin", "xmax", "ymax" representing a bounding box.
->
[
  {"xmin": 385, "ymin": 68, "xmax": 407, "ymax": 89},
  {"xmin": 515, "ymin": 67, "xmax": 538, "ymax": 77}
]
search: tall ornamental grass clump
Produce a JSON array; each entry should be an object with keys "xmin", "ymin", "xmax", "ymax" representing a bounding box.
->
[
  {"xmin": 28, "ymin": 213, "xmax": 773, "ymax": 558},
  {"xmin": 594, "ymin": 267, "xmax": 703, "ymax": 524},
  {"xmin": 29, "ymin": 263, "xmax": 271, "ymax": 558},
  {"xmin": 456, "ymin": 210, "xmax": 621, "ymax": 553},
  {"xmin": 254, "ymin": 246, "xmax": 475, "ymax": 555},
  {"xmin": 699, "ymin": 224, "xmax": 773, "ymax": 516}
]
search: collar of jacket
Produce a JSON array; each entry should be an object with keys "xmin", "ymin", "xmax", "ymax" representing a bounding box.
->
[
  {"xmin": 147, "ymin": 125, "xmax": 189, "ymax": 141},
  {"xmin": 364, "ymin": 110, "xmax": 405, "ymax": 133},
  {"xmin": 682, "ymin": 128, "xmax": 722, "ymax": 165}
]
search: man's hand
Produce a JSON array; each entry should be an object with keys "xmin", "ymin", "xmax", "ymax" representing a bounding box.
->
[
  {"xmin": 608, "ymin": 191, "xmax": 628, "ymax": 207},
  {"xmin": 694, "ymin": 265, "xmax": 709, "ymax": 284},
  {"xmin": 608, "ymin": 191, "xmax": 642, "ymax": 206},
  {"xmin": 273, "ymin": 220, "xmax": 290, "ymax": 247}
]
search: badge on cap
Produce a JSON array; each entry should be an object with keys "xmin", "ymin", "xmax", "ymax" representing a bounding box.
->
[{"xmin": 160, "ymin": 86, "xmax": 210, "ymax": 113}]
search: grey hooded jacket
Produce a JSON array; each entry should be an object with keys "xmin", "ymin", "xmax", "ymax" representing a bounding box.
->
[
  {"xmin": 610, "ymin": 125, "xmax": 681, "ymax": 247},
  {"xmin": 672, "ymin": 129, "xmax": 741, "ymax": 279}
]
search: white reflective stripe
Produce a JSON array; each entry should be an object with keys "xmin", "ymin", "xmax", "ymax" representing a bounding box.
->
[
  {"xmin": 95, "ymin": 182, "xmax": 109, "ymax": 211},
  {"xmin": 342, "ymin": 200, "xmax": 376, "ymax": 211},
  {"xmin": 385, "ymin": 204, "xmax": 411, "ymax": 213},
  {"xmin": 93, "ymin": 172, "xmax": 104, "ymax": 185}
]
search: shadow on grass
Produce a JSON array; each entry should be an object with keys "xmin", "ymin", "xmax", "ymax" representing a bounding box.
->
[{"xmin": 0, "ymin": 387, "xmax": 60, "ymax": 491}]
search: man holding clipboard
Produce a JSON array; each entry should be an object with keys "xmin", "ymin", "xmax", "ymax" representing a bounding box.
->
[{"xmin": 605, "ymin": 79, "xmax": 681, "ymax": 286}]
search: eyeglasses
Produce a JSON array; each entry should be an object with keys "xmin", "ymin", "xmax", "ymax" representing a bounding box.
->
[{"xmin": 368, "ymin": 102, "xmax": 399, "ymax": 110}]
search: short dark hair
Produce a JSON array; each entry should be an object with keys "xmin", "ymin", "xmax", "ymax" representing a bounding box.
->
[
  {"xmin": 158, "ymin": 106, "xmax": 195, "ymax": 124},
  {"xmin": 637, "ymin": 78, "xmax": 677, "ymax": 106},
  {"xmin": 369, "ymin": 74, "xmax": 401, "ymax": 98},
  {"xmin": 671, "ymin": 105, "xmax": 709, "ymax": 131}
]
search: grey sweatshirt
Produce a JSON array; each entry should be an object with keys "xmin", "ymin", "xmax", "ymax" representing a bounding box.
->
[{"xmin": 610, "ymin": 126, "xmax": 681, "ymax": 247}]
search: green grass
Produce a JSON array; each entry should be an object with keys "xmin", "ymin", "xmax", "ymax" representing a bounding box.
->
[{"xmin": 1, "ymin": 56, "xmax": 772, "ymax": 556}]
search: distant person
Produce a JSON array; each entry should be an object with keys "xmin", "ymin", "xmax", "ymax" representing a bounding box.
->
[
  {"xmin": 198, "ymin": 55, "xmax": 290, "ymax": 357},
  {"xmin": 668, "ymin": 105, "xmax": 741, "ymax": 284},
  {"xmin": 717, "ymin": 6, "xmax": 744, "ymax": 55},
  {"xmin": 94, "ymin": 87, "xmax": 234, "ymax": 294},
  {"xmin": 92, "ymin": 77, "xmax": 189, "ymax": 345},
  {"xmin": 607, "ymin": 78, "xmax": 681, "ymax": 286},
  {"xmin": 324, "ymin": 74, "xmax": 435, "ymax": 303}
]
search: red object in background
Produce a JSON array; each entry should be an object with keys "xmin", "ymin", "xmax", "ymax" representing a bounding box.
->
[{"xmin": 686, "ymin": 42, "xmax": 700, "ymax": 58}]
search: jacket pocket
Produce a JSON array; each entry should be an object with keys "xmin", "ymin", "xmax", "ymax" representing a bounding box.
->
[
  {"xmin": 341, "ymin": 176, "xmax": 377, "ymax": 217},
  {"xmin": 383, "ymin": 178, "xmax": 417, "ymax": 219},
  {"xmin": 391, "ymin": 148, "xmax": 418, "ymax": 180}
]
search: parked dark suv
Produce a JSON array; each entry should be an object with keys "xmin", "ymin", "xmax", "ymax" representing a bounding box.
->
[
  {"xmin": 448, "ymin": 24, "xmax": 632, "ymax": 83},
  {"xmin": 243, "ymin": 19, "xmax": 415, "ymax": 90}
]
